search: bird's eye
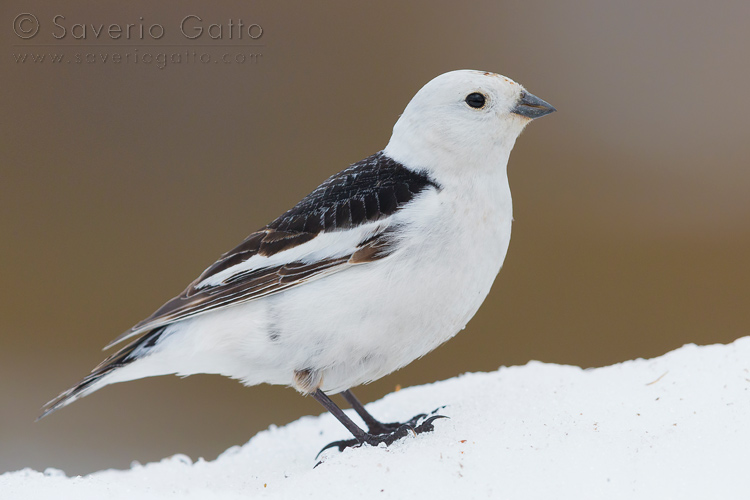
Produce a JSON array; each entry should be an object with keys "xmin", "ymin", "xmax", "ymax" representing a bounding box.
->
[{"xmin": 465, "ymin": 92, "xmax": 486, "ymax": 109}]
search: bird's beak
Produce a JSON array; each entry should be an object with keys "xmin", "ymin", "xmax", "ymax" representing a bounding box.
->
[{"xmin": 512, "ymin": 92, "xmax": 556, "ymax": 119}]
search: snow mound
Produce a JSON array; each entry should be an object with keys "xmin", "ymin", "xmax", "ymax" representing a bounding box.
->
[{"xmin": 3, "ymin": 338, "xmax": 750, "ymax": 499}]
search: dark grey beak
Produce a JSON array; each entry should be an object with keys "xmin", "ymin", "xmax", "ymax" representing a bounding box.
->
[{"xmin": 512, "ymin": 91, "xmax": 556, "ymax": 119}]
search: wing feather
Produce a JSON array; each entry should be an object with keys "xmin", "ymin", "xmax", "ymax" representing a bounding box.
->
[{"xmin": 106, "ymin": 151, "xmax": 438, "ymax": 349}]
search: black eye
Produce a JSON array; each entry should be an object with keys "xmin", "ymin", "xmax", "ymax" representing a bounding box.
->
[{"xmin": 465, "ymin": 92, "xmax": 486, "ymax": 109}]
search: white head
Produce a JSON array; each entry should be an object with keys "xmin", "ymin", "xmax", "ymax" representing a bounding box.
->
[{"xmin": 384, "ymin": 70, "xmax": 555, "ymax": 175}]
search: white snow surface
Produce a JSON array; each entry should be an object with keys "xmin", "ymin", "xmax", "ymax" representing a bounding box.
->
[{"xmin": 4, "ymin": 338, "xmax": 750, "ymax": 499}]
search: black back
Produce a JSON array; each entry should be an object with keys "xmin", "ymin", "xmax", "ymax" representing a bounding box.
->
[{"xmin": 267, "ymin": 151, "xmax": 440, "ymax": 233}]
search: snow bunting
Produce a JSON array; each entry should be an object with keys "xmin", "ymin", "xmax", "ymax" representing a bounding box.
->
[{"xmin": 40, "ymin": 70, "xmax": 555, "ymax": 450}]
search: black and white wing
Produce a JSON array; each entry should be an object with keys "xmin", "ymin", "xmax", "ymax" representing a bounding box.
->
[
  {"xmin": 39, "ymin": 152, "xmax": 440, "ymax": 418},
  {"xmin": 107, "ymin": 151, "xmax": 440, "ymax": 348}
]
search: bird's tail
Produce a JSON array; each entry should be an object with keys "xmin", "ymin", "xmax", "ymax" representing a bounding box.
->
[{"xmin": 38, "ymin": 326, "xmax": 168, "ymax": 420}]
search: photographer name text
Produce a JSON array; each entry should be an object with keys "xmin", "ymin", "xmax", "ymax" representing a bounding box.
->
[{"xmin": 14, "ymin": 14, "xmax": 263, "ymax": 41}]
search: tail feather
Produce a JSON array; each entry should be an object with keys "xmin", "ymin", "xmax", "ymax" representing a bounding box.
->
[{"xmin": 38, "ymin": 326, "xmax": 168, "ymax": 420}]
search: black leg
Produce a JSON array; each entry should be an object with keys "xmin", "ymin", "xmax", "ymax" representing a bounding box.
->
[
  {"xmin": 312, "ymin": 388, "xmax": 449, "ymax": 457},
  {"xmin": 341, "ymin": 389, "xmax": 388, "ymax": 432},
  {"xmin": 312, "ymin": 389, "xmax": 412, "ymax": 456},
  {"xmin": 341, "ymin": 389, "xmax": 427, "ymax": 435},
  {"xmin": 311, "ymin": 389, "xmax": 367, "ymax": 441}
]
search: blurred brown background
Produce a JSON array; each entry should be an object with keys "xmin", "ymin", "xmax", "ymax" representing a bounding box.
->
[{"xmin": 2, "ymin": 0, "xmax": 749, "ymax": 476}]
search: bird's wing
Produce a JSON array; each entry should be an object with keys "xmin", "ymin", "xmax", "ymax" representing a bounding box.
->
[{"xmin": 107, "ymin": 151, "xmax": 439, "ymax": 348}]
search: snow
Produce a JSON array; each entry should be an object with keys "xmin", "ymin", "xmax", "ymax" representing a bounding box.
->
[{"xmin": 3, "ymin": 338, "xmax": 750, "ymax": 499}]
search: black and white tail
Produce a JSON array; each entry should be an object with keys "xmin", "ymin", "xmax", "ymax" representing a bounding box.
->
[{"xmin": 38, "ymin": 326, "xmax": 168, "ymax": 420}]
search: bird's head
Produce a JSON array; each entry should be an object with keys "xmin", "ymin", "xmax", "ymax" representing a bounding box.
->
[{"xmin": 385, "ymin": 70, "xmax": 555, "ymax": 174}]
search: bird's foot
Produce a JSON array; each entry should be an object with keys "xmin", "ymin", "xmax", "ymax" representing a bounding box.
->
[
  {"xmin": 365, "ymin": 413, "xmax": 425, "ymax": 435},
  {"xmin": 364, "ymin": 405, "xmax": 446, "ymax": 434},
  {"xmin": 317, "ymin": 410, "xmax": 447, "ymax": 457}
]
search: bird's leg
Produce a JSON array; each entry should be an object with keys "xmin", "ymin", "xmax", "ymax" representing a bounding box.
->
[
  {"xmin": 312, "ymin": 389, "xmax": 410, "ymax": 455},
  {"xmin": 311, "ymin": 388, "xmax": 369, "ymax": 442},
  {"xmin": 341, "ymin": 389, "xmax": 427, "ymax": 435},
  {"xmin": 312, "ymin": 389, "xmax": 448, "ymax": 456}
]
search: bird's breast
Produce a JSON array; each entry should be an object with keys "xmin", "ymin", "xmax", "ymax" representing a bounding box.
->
[{"xmin": 399, "ymin": 174, "xmax": 513, "ymax": 325}]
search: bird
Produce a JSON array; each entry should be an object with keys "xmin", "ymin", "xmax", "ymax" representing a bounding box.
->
[{"xmin": 39, "ymin": 69, "xmax": 555, "ymax": 452}]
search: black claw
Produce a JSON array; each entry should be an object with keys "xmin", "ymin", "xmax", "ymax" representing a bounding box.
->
[
  {"xmin": 366, "ymin": 417, "xmax": 421, "ymax": 435},
  {"xmin": 402, "ymin": 413, "xmax": 428, "ymax": 428},
  {"xmin": 316, "ymin": 425, "xmax": 414, "ymax": 458},
  {"xmin": 316, "ymin": 437, "xmax": 362, "ymax": 458},
  {"xmin": 414, "ymin": 414, "xmax": 449, "ymax": 433},
  {"xmin": 317, "ymin": 409, "xmax": 448, "ymax": 458},
  {"xmin": 365, "ymin": 410, "xmax": 438, "ymax": 434},
  {"xmin": 364, "ymin": 424, "xmax": 414, "ymax": 446}
]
